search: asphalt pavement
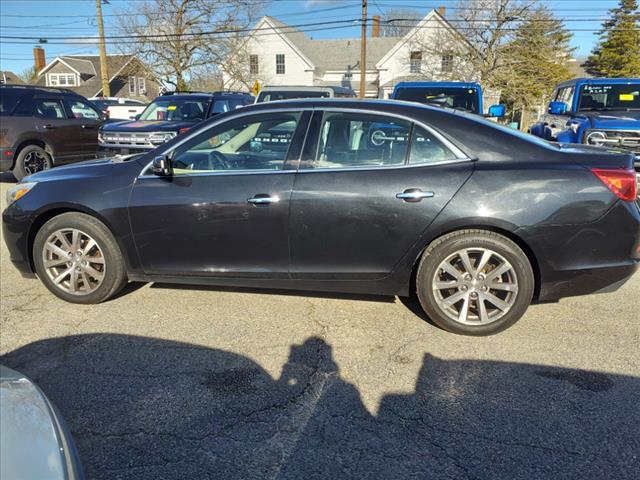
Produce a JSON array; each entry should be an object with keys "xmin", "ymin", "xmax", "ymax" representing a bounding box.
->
[{"xmin": 1, "ymin": 175, "xmax": 639, "ymax": 479}]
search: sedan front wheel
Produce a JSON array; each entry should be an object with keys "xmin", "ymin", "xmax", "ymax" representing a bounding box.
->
[
  {"xmin": 33, "ymin": 212, "xmax": 127, "ymax": 304},
  {"xmin": 416, "ymin": 230, "xmax": 534, "ymax": 335}
]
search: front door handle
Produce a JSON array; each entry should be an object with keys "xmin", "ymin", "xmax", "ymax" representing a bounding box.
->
[
  {"xmin": 248, "ymin": 194, "xmax": 279, "ymax": 205},
  {"xmin": 42, "ymin": 124, "xmax": 56, "ymax": 130},
  {"xmin": 81, "ymin": 124, "xmax": 95, "ymax": 129},
  {"xmin": 396, "ymin": 189, "xmax": 434, "ymax": 202}
]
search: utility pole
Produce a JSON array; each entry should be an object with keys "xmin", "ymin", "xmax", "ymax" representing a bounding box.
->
[
  {"xmin": 96, "ymin": 0, "xmax": 110, "ymax": 97},
  {"xmin": 359, "ymin": 0, "xmax": 367, "ymax": 98}
]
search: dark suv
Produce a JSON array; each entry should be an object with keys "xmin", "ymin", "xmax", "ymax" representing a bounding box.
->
[
  {"xmin": 0, "ymin": 85, "xmax": 105, "ymax": 180},
  {"xmin": 99, "ymin": 91, "xmax": 254, "ymax": 154}
]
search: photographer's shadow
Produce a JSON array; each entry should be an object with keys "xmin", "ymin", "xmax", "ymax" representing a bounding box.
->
[{"xmin": 2, "ymin": 334, "xmax": 637, "ymax": 479}]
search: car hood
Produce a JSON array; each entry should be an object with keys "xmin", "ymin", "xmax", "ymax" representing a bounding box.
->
[
  {"xmin": 584, "ymin": 111, "xmax": 640, "ymax": 130},
  {"xmin": 0, "ymin": 365, "xmax": 81, "ymax": 480},
  {"xmin": 100, "ymin": 119, "xmax": 199, "ymax": 132},
  {"xmin": 24, "ymin": 155, "xmax": 144, "ymax": 183}
]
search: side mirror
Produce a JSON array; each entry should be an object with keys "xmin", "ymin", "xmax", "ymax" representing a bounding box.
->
[
  {"xmin": 134, "ymin": 114, "xmax": 141, "ymax": 120},
  {"xmin": 487, "ymin": 104, "xmax": 506, "ymax": 118},
  {"xmin": 548, "ymin": 101, "xmax": 568, "ymax": 115},
  {"xmin": 152, "ymin": 154, "xmax": 173, "ymax": 176}
]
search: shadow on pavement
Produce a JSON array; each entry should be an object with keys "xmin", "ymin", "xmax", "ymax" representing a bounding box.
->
[
  {"xmin": 2, "ymin": 334, "xmax": 638, "ymax": 480},
  {"xmin": 0, "ymin": 172, "xmax": 16, "ymax": 184}
]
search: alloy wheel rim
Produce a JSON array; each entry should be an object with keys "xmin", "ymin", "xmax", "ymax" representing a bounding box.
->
[
  {"xmin": 24, "ymin": 151, "xmax": 49, "ymax": 175},
  {"xmin": 432, "ymin": 248, "xmax": 518, "ymax": 326},
  {"xmin": 42, "ymin": 228, "xmax": 106, "ymax": 295}
]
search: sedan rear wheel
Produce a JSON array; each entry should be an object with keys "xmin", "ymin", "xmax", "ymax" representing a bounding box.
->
[
  {"xmin": 416, "ymin": 230, "xmax": 534, "ymax": 336},
  {"xmin": 33, "ymin": 212, "xmax": 127, "ymax": 304}
]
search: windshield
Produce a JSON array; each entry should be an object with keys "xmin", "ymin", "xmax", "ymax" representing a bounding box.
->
[
  {"xmin": 256, "ymin": 90, "xmax": 330, "ymax": 103},
  {"xmin": 394, "ymin": 87, "xmax": 479, "ymax": 113},
  {"xmin": 578, "ymin": 83, "xmax": 640, "ymax": 111},
  {"xmin": 139, "ymin": 97, "xmax": 210, "ymax": 121}
]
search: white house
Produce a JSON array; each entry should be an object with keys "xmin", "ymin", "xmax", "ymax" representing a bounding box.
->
[{"xmin": 222, "ymin": 9, "xmax": 473, "ymax": 99}]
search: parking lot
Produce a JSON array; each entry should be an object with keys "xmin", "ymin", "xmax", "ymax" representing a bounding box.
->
[{"xmin": 0, "ymin": 174, "xmax": 639, "ymax": 479}]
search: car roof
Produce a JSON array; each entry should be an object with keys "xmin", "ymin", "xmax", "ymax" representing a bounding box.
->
[
  {"xmin": 556, "ymin": 77, "xmax": 640, "ymax": 88},
  {"xmin": 0, "ymin": 84, "xmax": 82, "ymax": 96},
  {"xmin": 394, "ymin": 81, "xmax": 482, "ymax": 90},
  {"xmin": 260, "ymin": 85, "xmax": 355, "ymax": 94}
]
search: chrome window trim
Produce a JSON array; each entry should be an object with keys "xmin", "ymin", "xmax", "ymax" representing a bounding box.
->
[{"xmin": 138, "ymin": 105, "xmax": 471, "ymax": 178}]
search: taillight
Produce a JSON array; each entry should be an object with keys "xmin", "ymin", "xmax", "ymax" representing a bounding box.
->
[{"xmin": 591, "ymin": 168, "xmax": 637, "ymax": 202}]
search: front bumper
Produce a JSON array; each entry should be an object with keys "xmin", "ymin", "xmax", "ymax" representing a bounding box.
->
[{"xmin": 2, "ymin": 204, "xmax": 37, "ymax": 278}]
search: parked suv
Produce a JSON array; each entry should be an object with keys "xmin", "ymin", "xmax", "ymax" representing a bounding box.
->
[
  {"xmin": 0, "ymin": 85, "xmax": 105, "ymax": 180},
  {"xmin": 530, "ymin": 78, "xmax": 640, "ymax": 153},
  {"xmin": 99, "ymin": 91, "xmax": 254, "ymax": 154}
]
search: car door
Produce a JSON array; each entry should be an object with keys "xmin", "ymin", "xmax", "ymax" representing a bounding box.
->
[
  {"xmin": 32, "ymin": 97, "xmax": 77, "ymax": 162},
  {"xmin": 129, "ymin": 110, "xmax": 310, "ymax": 277},
  {"xmin": 289, "ymin": 110, "xmax": 473, "ymax": 280},
  {"xmin": 63, "ymin": 98, "xmax": 103, "ymax": 159}
]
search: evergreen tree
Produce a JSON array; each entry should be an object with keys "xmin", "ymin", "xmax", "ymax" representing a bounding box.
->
[
  {"xmin": 585, "ymin": 0, "xmax": 640, "ymax": 77},
  {"xmin": 498, "ymin": 6, "xmax": 575, "ymax": 126}
]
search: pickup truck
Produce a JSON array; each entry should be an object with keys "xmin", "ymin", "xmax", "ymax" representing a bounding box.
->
[
  {"xmin": 529, "ymin": 78, "xmax": 639, "ymax": 155},
  {"xmin": 99, "ymin": 91, "xmax": 253, "ymax": 154},
  {"xmin": 391, "ymin": 81, "xmax": 505, "ymax": 118},
  {"xmin": 89, "ymin": 97, "xmax": 146, "ymax": 120}
]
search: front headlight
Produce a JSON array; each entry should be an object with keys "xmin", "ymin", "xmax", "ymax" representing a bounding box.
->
[
  {"xmin": 5, "ymin": 182, "xmax": 37, "ymax": 206},
  {"xmin": 585, "ymin": 130, "xmax": 606, "ymax": 146}
]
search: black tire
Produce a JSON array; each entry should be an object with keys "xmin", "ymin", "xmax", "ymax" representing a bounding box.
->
[
  {"xmin": 12, "ymin": 145, "xmax": 52, "ymax": 181},
  {"xmin": 416, "ymin": 229, "xmax": 534, "ymax": 336},
  {"xmin": 33, "ymin": 212, "xmax": 127, "ymax": 304}
]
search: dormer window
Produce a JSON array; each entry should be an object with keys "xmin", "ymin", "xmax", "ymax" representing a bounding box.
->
[
  {"xmin": 410, "ymin": 52, "xmax": 422, "ymax": 74},
  {"xmin": 47, "ymin": 73, "xmax": 77, "ymax": 87}
]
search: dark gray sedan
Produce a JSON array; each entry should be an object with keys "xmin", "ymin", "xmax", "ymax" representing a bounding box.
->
[{"xmin": 3, "ymin": 99, "xmax": 639, "ymax": 335}]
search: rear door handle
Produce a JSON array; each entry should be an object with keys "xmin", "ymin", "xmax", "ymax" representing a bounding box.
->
[
  {"xmin": 81, "ymin": 124, "xmax": 96, "ymax": 129},
  {"xmin": 248, "ymin": 194, "xmax": 279, "ymax": 205},
  {"xmin": 396, "ymin": 189, "xmax": 434, "ymax": 202}
]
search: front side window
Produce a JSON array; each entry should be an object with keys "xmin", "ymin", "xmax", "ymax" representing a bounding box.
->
[
  {"xmin": 409, "ymin": 126, "xmax": 457, "ymax": 164},
  {"xmin": 66, "ymin": 99, "xmax": 100, "ymax": 119},
  {"xmin": 305, "ymin": 112, "xmax": 410, "ymax": 169},
  {"xmin": 250, "ymin": 55, "xmax": 259, "ymax": 75},
  {"xmin": 394, "ymin": 87, "xmax": 479, "ymax": 113},
  {"xmin": 35, "ymin": 99, "xmax": 66, "ymax": 119},
  {"xmin": 441, "ymin": 54, "xmax": 453, "ymax": 73},
  {"xmin": 410, "ymin": 51, "xmax": 422, "ymax": 74},
  {"xmin": 138, "ymin": 97, "xmax": 210, "ymax": 121},
  {"xmin": 555, "ymin": 87, "xmax": 574, "ymax": 109},
  {"xmin": 276, "ymin": 54, "xmax": 285, "ymax": 75},
  {"xmin": 168, "ymin": 112, "xmax": 301, "ymax": 174}
]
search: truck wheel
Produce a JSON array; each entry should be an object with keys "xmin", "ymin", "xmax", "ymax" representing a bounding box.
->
[
  {"xmin": 416, "ymin": 230, "xmax": 534, "ymax": 336},
  {"xmin": 13, "ymin": 145, "xmax": 52, "ymax": 181}
]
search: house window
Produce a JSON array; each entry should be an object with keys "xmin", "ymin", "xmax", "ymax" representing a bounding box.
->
[
  {"xmin": 276, "ymin": 54, "xmax": 285, "ymax": 75},
  {"xmin": 47, "ymin": 73, "xmax": 77, "ymax": 87},
  {"xmin": 410, "ymin": 51, "xmax": 422, "ymax": 74},
  {"xmin": 441, "ymin": 54, "xmax": 454, "ymax": 73},
  {"xmin": 250, "ymin": 55, "xmax": 259, "ymax": 75},
  {"xmin": 138, "ymin": 77, "xmax": 146, "ymax": 95},
  {"xmin": 129, "ymin": 76, "xmax": 137, "ymax": 96}
]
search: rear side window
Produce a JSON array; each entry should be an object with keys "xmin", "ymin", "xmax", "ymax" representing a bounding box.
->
[
  {"xmin": 0, "ymin": 91, "xmax": 21, "ymax": 114},
  {"xmin": 11, "ymin": 95, "xmax": 35, "ymax": 116},
  {"xmin": 306, "ymin": 112, "xmax": 410, "ymax": 169},
  {"xmin": 35, "ymin": 99, "xmax": 66, "ymax": 119},
  {"xmin": 409, "ymin": 126, "xmax": 457, "ymax": 164}
]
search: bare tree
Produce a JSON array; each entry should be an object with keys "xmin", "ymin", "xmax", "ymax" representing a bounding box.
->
[
  {"xmin": 117, "ymin": 0, "xmax": 263, "ymax": 90},
  {"xmin": 380, "ymin": 9, "xmax": 422, "ymax": 37},
  {"xmin": 404, "ymin": 0, "xmax": 536, "ymax": 91}
]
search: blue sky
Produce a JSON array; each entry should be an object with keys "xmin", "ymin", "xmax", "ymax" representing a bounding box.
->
[{"xmin": 0, "ymin": 0, "xmax": 622, "ymax": 76}]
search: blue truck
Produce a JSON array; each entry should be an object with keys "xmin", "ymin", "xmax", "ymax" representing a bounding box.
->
[
  {"xmin": 530, "ymin": 77, "xmax": 640, "ymax": 155},
  {"xmin": 391, "ymin": 81, "xmax": 505, "ymax": 118}
]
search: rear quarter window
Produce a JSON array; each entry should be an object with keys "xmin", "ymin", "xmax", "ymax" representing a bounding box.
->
[{"xmin": 0, "ymin": 91, "xmax": 21, "ymax": 114}]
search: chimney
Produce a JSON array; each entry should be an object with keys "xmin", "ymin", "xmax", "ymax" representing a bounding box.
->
[
  {"xmin": 372, "ymin": 15, "xmax": 380, "ymax": 38},
  {"xmin": 33, "ymin": 47, "xmax": 45, "ymax": 73},
  {"xmin": 437, "ymin": 6, "xmax": 446, "ymax": 17}
]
